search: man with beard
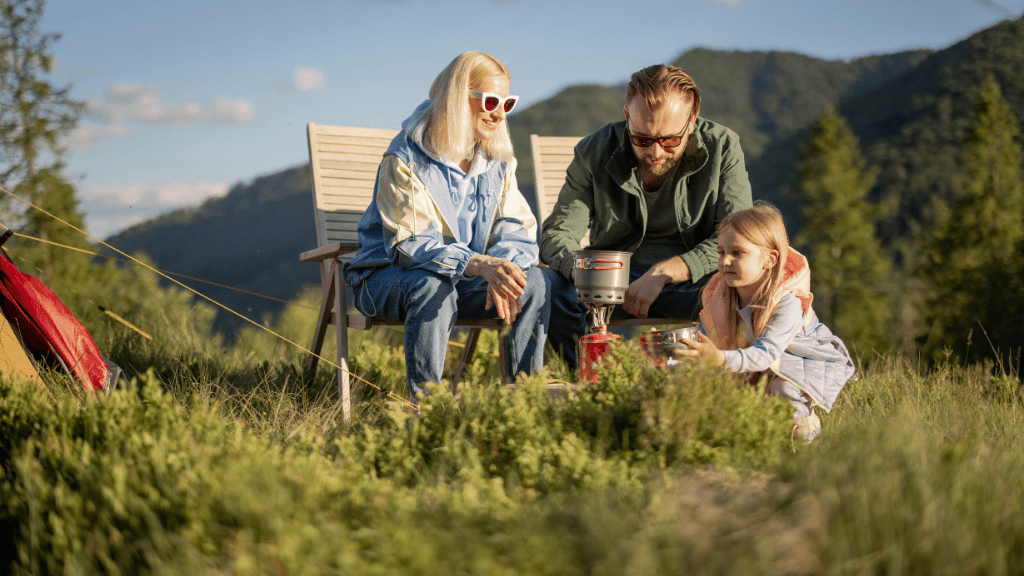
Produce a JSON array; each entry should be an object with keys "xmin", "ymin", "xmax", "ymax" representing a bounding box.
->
[{"xmin": 540, "ymin": 64, "xmax": 752, "ymax": 369}]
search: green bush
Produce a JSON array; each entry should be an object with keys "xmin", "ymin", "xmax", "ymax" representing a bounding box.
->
[{"xmin": 10, "ymin": 324, "xmax": 1024, "ymax": 575}]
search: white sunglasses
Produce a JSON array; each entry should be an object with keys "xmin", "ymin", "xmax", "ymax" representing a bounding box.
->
[{"xmin": 470, "ymin": 90, "xmax": 519, "ymax": 113}]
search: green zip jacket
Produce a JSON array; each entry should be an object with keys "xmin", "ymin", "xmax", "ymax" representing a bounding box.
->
[{"xmin": 539, "ymin": 117, "xmax": 752, "ymax": 282}]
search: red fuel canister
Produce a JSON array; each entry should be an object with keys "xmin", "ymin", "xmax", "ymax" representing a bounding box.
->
[{"xmin": 579, "ymin": 332, "xmax": 621, "ymax": 384}]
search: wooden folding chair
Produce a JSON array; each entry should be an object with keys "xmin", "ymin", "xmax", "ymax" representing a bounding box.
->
[
  {"xmin": 302, "ymin": 123, "xmax": 508, "ymax": 420},
  {"xmin": 530, "ymin": 133, "xmax": 693, "ymax": 329}
]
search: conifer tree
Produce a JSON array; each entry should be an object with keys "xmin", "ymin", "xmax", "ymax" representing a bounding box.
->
[
  {"xmin": 919, "ymin": 76, "xmax": 1024, "ymax": 363},
  {"xmin": 795, "ymin": 106, "xmax": 893, "ymax": 355},
  {"xmin": 0, "ymin": 0, "xmax": 88, "ymax": 272}
]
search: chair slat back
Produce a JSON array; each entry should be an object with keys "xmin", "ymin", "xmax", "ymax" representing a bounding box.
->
[
  {"xmin": 530, "ymin": 134, "xmax": 589, "ymax": 248},
  {"xmin": 307, "ymin": 123, "xmax": 398, "ymax": 257}
]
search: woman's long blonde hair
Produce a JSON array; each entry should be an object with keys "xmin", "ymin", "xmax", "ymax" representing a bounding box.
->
[
  {"xmin": 718, "ymin": 201, "xmax": 790, "ymax": 343},
  {"xmin": 407, "ymin": 51, "xmax": 515, "ymax": 164}
]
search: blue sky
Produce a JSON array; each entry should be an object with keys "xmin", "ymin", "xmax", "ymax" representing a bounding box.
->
[{"xmin": 38, "ymin": 0, "xmax": 1022, "ymax": 239}]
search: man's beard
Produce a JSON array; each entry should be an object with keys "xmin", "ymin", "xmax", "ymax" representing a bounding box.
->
[{"xmin": 639, "ymin": 155, "xmax": 681, "ymax": 177}]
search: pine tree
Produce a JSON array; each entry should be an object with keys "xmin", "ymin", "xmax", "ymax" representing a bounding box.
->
[
  {"xmin": 919, "ymin": 76, "xmax": 1024, "ymax": 363},
  {"xmin": 795, "ymin": 106, "xmax": 893, "ymax": 355},
  {"xmin": 0, "ymin": 0, "xmax": 88, "ymax": 271}
]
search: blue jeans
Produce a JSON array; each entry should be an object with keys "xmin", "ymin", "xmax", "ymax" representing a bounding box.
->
[
  {"xmin": 353, "ymin": 266, "xmax": 550, "ymax": 398},
  {"xmin": 544, "ymin": 265, "xmax": 703, "ymax": 369}
]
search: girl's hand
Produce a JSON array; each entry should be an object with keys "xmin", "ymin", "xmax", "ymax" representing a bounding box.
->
[{"xmin": 678, "ymin": 333, "xmax": 726, "ymax": 367}]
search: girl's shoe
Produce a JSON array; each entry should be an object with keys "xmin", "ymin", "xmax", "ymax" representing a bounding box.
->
[{"xmin": 793, "ymin": 412, "xmax": 821, "ymax": 443}]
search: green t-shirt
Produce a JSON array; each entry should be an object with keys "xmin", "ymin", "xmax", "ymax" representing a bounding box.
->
[{"xmin": 632, "ymin": 171, "xmax": 687, "ymax": 268}]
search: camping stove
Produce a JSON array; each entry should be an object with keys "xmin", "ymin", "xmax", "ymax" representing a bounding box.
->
[{"xmin": 574, "ymin": 250, "xmax": 631, "ymax": 383}]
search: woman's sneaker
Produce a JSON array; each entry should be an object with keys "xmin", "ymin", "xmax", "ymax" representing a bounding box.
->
[{"xmin": 793, "ymin": 412, "xmax": 821, "ymax": 443}]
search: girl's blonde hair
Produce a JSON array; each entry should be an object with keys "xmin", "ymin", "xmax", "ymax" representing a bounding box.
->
[
  {"xmin": 408, "ymin": 51, "xmax": 515, "ymax": 164},
  {"xmin": 718, "ymin": 201, "xmax": 790, "ymax": 342}
]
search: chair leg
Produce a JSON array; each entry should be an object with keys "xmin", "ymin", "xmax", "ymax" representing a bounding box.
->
[
  {"xmin": 306, "ymin": 263, "xmax": 337, "ymax": 378},
  {"xmin": 498, "ymin": 331, "xmax": 509, "ymax": 384},
  {"xmin": 451, "ymin": 327, "xmax": 481, "ymax": 395},
  {"xmin": 333, "ymin": 261, "xmax": 351, "ymax": 422}
]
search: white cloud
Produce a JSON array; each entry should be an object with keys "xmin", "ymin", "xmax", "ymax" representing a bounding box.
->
[
  {"xmin": 85, "ymin": 213, "xmax": 150, "ymax": 241},
  {"xmin": 87, "ymin": 84, "xmax": 254, "ymax": 125},
  {"xmin": 65, "ymin": 124, "xmax": 129, "ymax": 150},
  {"xmin": 154, "ymin": 181, "xmax": 229, "ymax": 205},
  {"xmin": 85, "ymin": 181, "xmax": 229, "ymax": 207},
  {"xmin": 82, "ymin": 181, "xmax": 231, "ymax": 238},
  {"xmin": 294, "ymin": 67, "xmax": 325, "ymax": 91}
]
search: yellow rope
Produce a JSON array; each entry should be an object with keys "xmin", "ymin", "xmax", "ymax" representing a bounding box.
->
[
  {"xmin": 6, "ymin": 230, "xmax": 309, "ymax": 308},
  {"xmin": 1, "ymin": 188, "xmax": 419, "ymax": 411},
  {"xmin": 101, "ymin": 309, "xmax": 153, "ymax": 340},
  {"xmin": 8, "ymin": 230, "xmax": 497, "ymax": 356},
  {"xmin": 3, "ymin": 248, "xmax": 156, "ymax": 342}
]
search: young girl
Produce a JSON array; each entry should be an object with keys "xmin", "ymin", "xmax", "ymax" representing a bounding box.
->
[{"xmin": 679, "ymin": 202, "xmax": 855, "ymax": 443}]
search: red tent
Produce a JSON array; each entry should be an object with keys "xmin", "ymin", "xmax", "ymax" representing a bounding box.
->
[{"xmin": 0, "ymin": 234, "xmax": 117, "ymax": 392}]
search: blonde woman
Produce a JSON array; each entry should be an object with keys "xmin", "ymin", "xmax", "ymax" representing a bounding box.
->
[{"xmin": 344, "ymin": 51, "xmax": 548, "ymax": 399}]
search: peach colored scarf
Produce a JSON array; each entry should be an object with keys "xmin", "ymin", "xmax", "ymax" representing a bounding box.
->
[{"xmin": 699, "ymin": 246, "xmax": 814, "ymax": 352}]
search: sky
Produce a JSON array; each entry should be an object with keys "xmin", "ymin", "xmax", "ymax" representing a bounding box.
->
[{"xmin": 33, "ymin": 0, "xmax": 1024, "ymax": 239}]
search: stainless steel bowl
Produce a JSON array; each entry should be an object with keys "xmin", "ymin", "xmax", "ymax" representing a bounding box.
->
[{"xmin": 640, "ymin": 325, "xmax": 700, "ymax": 361}]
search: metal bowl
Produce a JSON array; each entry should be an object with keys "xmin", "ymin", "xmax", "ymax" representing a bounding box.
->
[{"xmin": 640, "ymin": 325, "xmax": 700, "ymax": 361}]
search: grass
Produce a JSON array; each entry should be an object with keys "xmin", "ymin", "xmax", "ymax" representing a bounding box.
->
[{"xmin": 3, "ymin": 311, "xmax": 1024, "ymax": 574}]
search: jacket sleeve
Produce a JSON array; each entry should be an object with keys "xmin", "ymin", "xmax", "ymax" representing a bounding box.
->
[
  {"xmin": 721, "ymin": 294, "xmax": 803, "ymax": 373},
  {"xmin": 539, "ymin": 149, "xmax": 595, "ymax": 279},
  {"xmin": 679, "ymin": 131, "xmax": 752, "ymax": 282},
  {"xmin": 486, "ymin": 162, "xmax": 540, "ymax": 270},
  {"xmin": 375, "ymin": 154, "xmax": 478, "ymax": 278}
]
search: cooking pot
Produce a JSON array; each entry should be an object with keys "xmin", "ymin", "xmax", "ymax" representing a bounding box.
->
[{"xmin": 573, "ymin": 250, "xmax": 631, "ymax": 304}]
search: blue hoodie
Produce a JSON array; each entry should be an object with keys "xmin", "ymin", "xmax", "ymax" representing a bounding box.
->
[{"xmin": 344, "ymin": 100, "xmax": 538, "ymax": 286}]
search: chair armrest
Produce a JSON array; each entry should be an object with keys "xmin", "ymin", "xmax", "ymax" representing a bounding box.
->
[{"xmin": 300, "ymin": 242, "xmax": 360, "ymax": 262}]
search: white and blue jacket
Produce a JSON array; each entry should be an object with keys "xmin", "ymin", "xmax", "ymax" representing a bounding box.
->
[{"xmin": 344, "ymin": 100, "xmax": 538, "ymax": 286}]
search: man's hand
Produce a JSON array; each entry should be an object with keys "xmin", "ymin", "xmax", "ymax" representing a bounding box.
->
[
  {"xmin": 467, "ymin": 255, "xmax": 526, "ymax": 324},
  {"xmin": 623, "ymin": 273, "xmax": 667, "ymax": 318},
  {"xmin": 622, "ymin": 255, "xmax": 691, "ymax": 318}
]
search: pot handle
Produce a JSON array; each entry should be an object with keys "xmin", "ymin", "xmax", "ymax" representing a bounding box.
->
[{"xmin": 576, "ymin": 257, "xmax": 626, "ymax": 271}]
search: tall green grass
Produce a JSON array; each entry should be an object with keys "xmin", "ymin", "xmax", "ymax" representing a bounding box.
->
[{"xmin": 2, "ymin": 322, "xmax": 1023, "ymax": 574}]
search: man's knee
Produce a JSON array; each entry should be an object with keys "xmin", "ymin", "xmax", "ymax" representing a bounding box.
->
[
  {"xmin": 650, "ymin": 282, "xmax": 703, "ymax": 319},
  {"xmin": 542, "ymin": 266, "xmax": 569, "ymax": 291},
  {"xmin": 521, "ymin": 267, "xmax": 549, "ymax": 301},
  {"xmin": 542, "ymin": 266, "xmax": 583, "ymax": 311}
]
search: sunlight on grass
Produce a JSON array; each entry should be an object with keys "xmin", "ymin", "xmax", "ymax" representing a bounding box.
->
[{"xmin": 3, "ymin": 326, "xmax": 1024, "ymax": 574}]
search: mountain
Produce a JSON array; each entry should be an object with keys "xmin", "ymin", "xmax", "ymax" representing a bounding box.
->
[
  {"xmin": 102, "ymin": 16, "xmax": 1024, "ymax": 336},
  {"xmin": 103, "ymin": 166, "xmax": 319, "ymax": 334},
  {"xmin": 750, "ymin": 16, "xmax": 1024, "ymax": 261},
  {"xmin": 506, "ymin": 47, "xmax": 932, "ymax": 189}
]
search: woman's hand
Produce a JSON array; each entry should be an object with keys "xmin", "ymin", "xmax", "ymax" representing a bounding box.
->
[
  {"xmin": 678, "ymin": 332, "xmax": 726, "ymax": 367},
  {"xmin": 466, "ymin": 255, "xmax": 527, "ymax": 324}
]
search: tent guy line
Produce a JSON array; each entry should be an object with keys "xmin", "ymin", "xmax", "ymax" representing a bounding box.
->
[
  {"xmin": 0, "ymin": 186, "xmax": 419, "ymax": 412},
  {"xmin": 3, "ymin": 228, "xmax": 487, "ymax": 355},
  {"xmin": 5, "ymin": 248, "xmax": 153, "ymax": 340},
  {"xmin": 1, "ymin": 227, "xmax": 310, "ymax": 308}
]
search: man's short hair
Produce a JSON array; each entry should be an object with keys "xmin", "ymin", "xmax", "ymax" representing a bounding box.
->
[{"xmin": 626, "ymin": 64, "xmax": 701, "ymax": 118}]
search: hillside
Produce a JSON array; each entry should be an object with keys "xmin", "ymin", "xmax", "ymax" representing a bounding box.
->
[
  {"xmin": 103, "ymin": 166, "xmax": 319, "ymax": 334},
  {"xmin": 506, "ymin": 47, "xmax": 931, "ymax": 189},
  {"xmin": 749, "ymin": 15, "xmax": 1024, "ymax": 262},
  {"xmin": 102, "ymin": 16, "xmax": 1024, "ymax": 336}
]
